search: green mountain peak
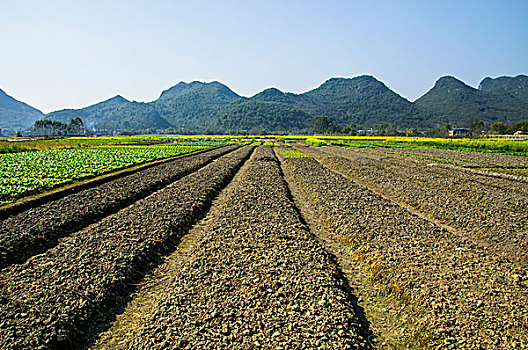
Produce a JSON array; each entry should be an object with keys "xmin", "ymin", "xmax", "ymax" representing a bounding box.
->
[{"xmin": 0, "ymin": 88, "xmax": 43, "ymax": 131}]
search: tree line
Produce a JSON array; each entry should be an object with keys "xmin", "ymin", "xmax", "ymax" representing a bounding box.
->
[
  {"xmin": 489, "ymin": 121, "xmax": 528, "ymax": 134},
  {"xmin": 32, "ymin": 118, "xmax": 85, "ymax": 136}
]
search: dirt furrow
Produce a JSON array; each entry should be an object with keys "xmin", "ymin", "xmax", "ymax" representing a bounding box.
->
[
  {"xmin": 346, "ymin": 146, "xmax": 528, "ymax": 194},
  {"xmin": 96, "ymin": 146, "xmax": 371, "ymax": 349},
  {"xmin": 381, "ymin": 145, "xmax": 528, "ymax": 168},
  {"xmin": 0, "ymin": 145, "xmax": 237, "ymax": 270},
  {"xmin": 91, "ymin": 139, "xmax": 258, "ymax": 349},
  {"xmin": 278, "ymin": 149, "xmax": 528, "ymax": 349},
  {"xmin": 300, "ymin": 145, "xmax": 528, "ymax": 259},
  {"xmin": 0, "ymin": 145, "xmax": 253, "ymax": 349}
]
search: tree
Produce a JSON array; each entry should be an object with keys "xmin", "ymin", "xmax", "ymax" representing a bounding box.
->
[
  {"xmin": 468, "ymin": 119, "xmax": 485, "ymax": 135},
  {"xmin": 378, "ymin": 123, "xmax": 398, "ymax": 136},
  {"xmin": 404, "ymin": 128, "xmax": 420, "ymax": 137},
  {"xmin": 424, "ymin": 123, "xmax": 452, "ymax": 137},
  {"xmin": 33, "ymin": 119, "xmax": 67, "ymax": 135},
  {"xmin": 15, "ymin": 131, "xmax": 22, "ymax": 137},
  {"xmin": 341, "ymin": 124, "xmax": 357, "ymax": 135},
  {"xmin": 312, "ymin": 116, "xmax": 341, "ymax": 134},
  {"xmin": 490, "ymin": 122, "xmax": 508, "ymax": 134},
  {"xmin": 33, "ymin": 118, "xmax": 85, "ymax": 136},
  {"xmin": 515, "ymin": 121, "xmax": 528, "ymax": 132},
  {"xmin": 67, "ymin": 117, "xmax": 84, "ymax": 135}
]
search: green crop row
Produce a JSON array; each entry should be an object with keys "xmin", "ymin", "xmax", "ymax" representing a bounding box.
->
[
  {"xmin": 0, "ymin": 145, "xmax": 207, "ymax": 200},
  {"xmin": 280, "ymin": 150, "xmax": 312, "ymax": 158},
  {"xmin": 305, "ymin": 138, "xmax": 328, "ymax": 146}
]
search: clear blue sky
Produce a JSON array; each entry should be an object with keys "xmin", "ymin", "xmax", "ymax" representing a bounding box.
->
[{"xmin": 1, "ymin": 0, "xmax": 527, "ymax": 113}]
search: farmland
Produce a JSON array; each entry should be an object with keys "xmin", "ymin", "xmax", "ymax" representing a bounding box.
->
[
  {"xmin": 0, "ymin": 140, "xmax": 227, "ymax": 201},
  {"xmin": 0, "ymin": 137, "xmax": 527, "ymax": 349}
]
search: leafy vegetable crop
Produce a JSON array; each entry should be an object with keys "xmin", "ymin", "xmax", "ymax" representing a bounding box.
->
[
  {"xmin": 305, "ymin": 138, "xmax": 328, "ymax": 146},
  {"xmin": 0, "ymin": 145, "xmax": 208, "ymax": 200}
]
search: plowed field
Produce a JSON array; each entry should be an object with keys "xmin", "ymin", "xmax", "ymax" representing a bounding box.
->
[{"xmin": 1, "ymin": 144, "xmax": 526, "ymax": 349}]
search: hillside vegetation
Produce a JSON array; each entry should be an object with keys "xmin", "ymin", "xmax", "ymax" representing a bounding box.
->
[
  {"xmin": 0, "ymin": 88, "xmax": 43, "ymax": 132},
  {"xmin": 2, "ymin": 75, "xmax": 527, "ymax": 134}
]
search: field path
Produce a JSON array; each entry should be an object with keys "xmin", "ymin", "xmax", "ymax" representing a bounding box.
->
[
  {"xmin": 93, "ymin": 146, "xmax": 371, "ymax": 349},
  {"xmin": 91, "ymin": 141, "xmax": 258, "ymax": 348}
]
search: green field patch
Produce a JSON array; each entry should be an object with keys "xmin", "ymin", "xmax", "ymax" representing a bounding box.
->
[
  {"xmin": 0, "ymin": 144, "xmax": 208, "ymax": 200},
  {"xmin": 305, "ymin": 137, "xmax": 328, "ymax": 146},
  {"xmin": 280, "ymin": 150, "xmax": 312, "ymax": 158}
]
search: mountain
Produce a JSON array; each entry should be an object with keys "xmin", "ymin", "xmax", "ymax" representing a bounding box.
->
[
  {"xmin": 479, "ymin": 75, "xmax": 528, "ymax": 97},
  {"xmin": 212, "ymin": 98, "xmax": 312, "ymax": 134},
  {"xmin": 42, "ymin": 77, "xmax": 424, "ymax": 133},
  {"xmin": 251, "ymin": 88, "xmax": 303, "ymax": 104},
  {"xmin": 414, "ymin": 75, "xmax": 528, "ymax": 127},
  {"xmin": 46, "ymin": 95, "xmax": 169, "ymax": 131},
  {"xmin": 0, "ymin": 88, "xmax": 43, "ymax": 132},
  {"xmin": 301, "ymin": 76, "xmax": 422, "ymax": 128},
  {"xmin": 216, "ymin": 76, "xmax": 424, "ymax": 132},
  {"xmin": 158, "ymin": 81, "xmax": 239, "ymax": 102},
  {"xmin": 44, "ymin": 81, "xmax": 241, "ymax": 133},
  {"xmin": 8, "ymin": 74, "xmax": 527, "ymax": 135},
  {"xmin": 154, "ymin": 81, "xmax": 241, "ymax": 131}
]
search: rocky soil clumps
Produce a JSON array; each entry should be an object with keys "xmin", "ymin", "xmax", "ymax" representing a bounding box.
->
[
  {"xmin": 0, "ymin": 145, "xmax": 237, "ymax": 269},
  {"xmin": 0, "ymin": 145, "xmax": 253, "ymax": 349},
  {"xmin": 383, "ymin": 146, "xmax": 528, "ymax": 168},
  {"xmin": 115, "ymin": 146, "xmax": 370, "ymax": 349},
  {"xmin": 303, "ymin": 145, "xmax": 528, "ymax": 260},
  {"xmin": 279, "ymin": 152, "xmax": 528, "ymax": 349}
]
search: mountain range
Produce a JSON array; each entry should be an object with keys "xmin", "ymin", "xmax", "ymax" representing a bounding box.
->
[{"xmin": 1, "ymin": 74, "xmax": 527, "ymax": 134}]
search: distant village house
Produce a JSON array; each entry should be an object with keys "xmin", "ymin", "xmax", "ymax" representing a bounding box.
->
[{"xmin": 449, "ymin": 128, "xmax": 469, "ymax": 137}]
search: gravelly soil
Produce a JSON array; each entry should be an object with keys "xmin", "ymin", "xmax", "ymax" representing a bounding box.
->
[
  {"xmin": 91, "ymin": 140, "xmax": 257, "ymax": 350},
  {"xmin": 0, "ymin": 145, "xmax": 253, "ymax": 349},
  {"xmin": 301, "ymin": 145, "xmax": 528, "ymax": 260},
  {"xmin": 105, "ymin": 146, "xmax": 371, "ymax": 349},
  {"xmin": 338, "ymin": 146, "xmax": 528, "ymax": 184},
  {"xmin": 0, "ymin": 145, "xmax": 237, "ymax": 270},
  {"xmin": 380, "ymin": 146, "xmax": 528, "ymax": 168},
  {"xmin": 1, "ymin": 143, "xmax": 526, "ymax": 349},
  {"xmin": 279, "ymin": 151, "xmax": 528, "ymax": 349}
]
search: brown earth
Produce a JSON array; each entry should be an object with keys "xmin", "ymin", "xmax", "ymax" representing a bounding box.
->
[{"xmin": 0, "ymin": 144, "xmax": 526, "ymax": 349}]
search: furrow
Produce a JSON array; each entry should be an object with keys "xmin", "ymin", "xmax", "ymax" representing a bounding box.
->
[
  {"xmin": 279, "ymin": 148, "xmax": 528, "ymax": 349},
  {"xmin": 380, "ymin": 145, "xmax": 528, "ymax": 168},
  {"xmin": 299, "ymin": 145, "xmax": 528, "ymax": 260},
  {"xmin": 100, "ymin": 146, "xmax": 371, "ymax": 349},
  {"xmin": 91, "ymin": 139, "xmax": 258, "ymax": 349},
  {"xmin": 0, "ymin": 145, "xmax": 254, "ymax": 349},
  {"xmin": 350, "ymin": 145, "xmax": 528, "ymax": 194},
  {"xmin": 0, "ymin": 145, "xmax": 237, "ymax": 270}
]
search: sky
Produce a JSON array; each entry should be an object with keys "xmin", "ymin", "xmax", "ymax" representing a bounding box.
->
[{"xmin": 1, "ymin": 0, "xmax": 527, "ymax": 113}]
